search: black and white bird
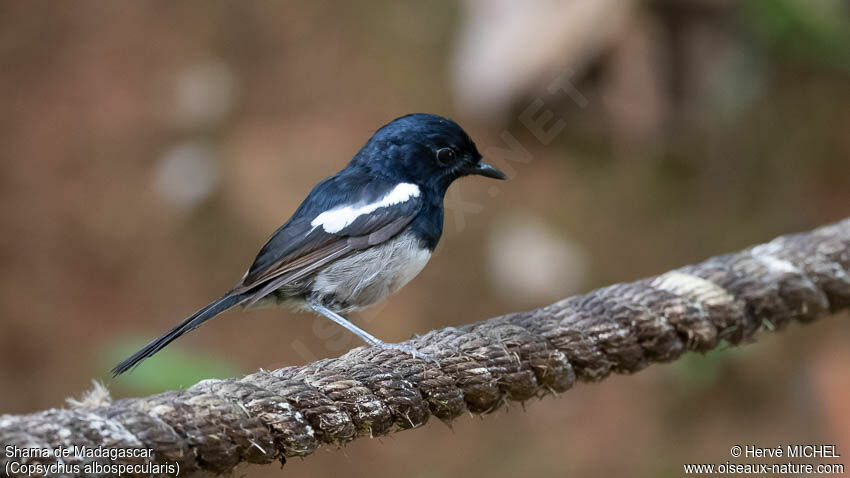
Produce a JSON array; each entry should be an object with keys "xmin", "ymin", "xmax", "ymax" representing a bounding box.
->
[{"xmin": 112, "ymin": 113, "xmax": 506, "ymax": 375}]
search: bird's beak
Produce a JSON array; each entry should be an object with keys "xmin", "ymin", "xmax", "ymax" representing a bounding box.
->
[{"xmin": 472, "ymin": 161, "xmax": 507, "ymax": 180}]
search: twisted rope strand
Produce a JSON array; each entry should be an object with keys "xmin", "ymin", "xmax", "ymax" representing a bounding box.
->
[{"xmin": 2, "ymin": 218, "xmax": 849, "ymax": 477}]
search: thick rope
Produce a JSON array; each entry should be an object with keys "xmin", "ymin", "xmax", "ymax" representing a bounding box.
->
[{"xmin": 2, "ymin": 219, "xmax": 849, "ymax": 477}]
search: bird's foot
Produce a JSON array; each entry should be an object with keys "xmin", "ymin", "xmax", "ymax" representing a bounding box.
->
[{"xmin": 374, "ymin": 341, "xmax": 438, "ymax": 363}]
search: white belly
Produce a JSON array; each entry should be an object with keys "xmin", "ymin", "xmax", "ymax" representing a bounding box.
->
[{"xmin": 311, "ymin": 232, "xmax": 432, "ymax": 311}]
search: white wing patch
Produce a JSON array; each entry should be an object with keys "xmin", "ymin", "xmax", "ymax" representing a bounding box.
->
[{"xmin": 310, "ymin": 183, "xmax": 420, "ymax": 234}]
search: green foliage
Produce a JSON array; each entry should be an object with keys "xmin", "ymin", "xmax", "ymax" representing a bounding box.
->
[
  {"xmin": 669, "ymin": 340, "xmax": 751, "ymax": 391},
  {"xmin": 100, "ymin": 339, "xmax": 241, "ymax": 394},
  {"xmin": 742, "ymin": 0, "xmax": 850, "ymax": 69}
]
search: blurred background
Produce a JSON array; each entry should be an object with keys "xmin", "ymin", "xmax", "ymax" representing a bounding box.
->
[{"xmin": 1, "ymin": 0, "xmax": 849, "ymax": 476}]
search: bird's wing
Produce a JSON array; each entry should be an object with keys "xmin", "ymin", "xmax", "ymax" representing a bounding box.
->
[{"xmin": 233, "ymin": 174, "xmax": 423, "ymax": 301}]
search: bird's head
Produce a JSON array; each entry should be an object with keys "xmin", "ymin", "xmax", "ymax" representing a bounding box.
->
[{"xmin": 351, "ymin": 113, "xmax": 506, "ymax": 194}]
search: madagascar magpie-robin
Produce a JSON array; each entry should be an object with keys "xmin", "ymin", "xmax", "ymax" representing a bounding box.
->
[{"xmin": 112, "ymin": 113, "xmax": 505, "ymax": 375}]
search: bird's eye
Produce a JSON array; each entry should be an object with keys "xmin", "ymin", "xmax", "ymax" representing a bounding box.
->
[{"xmin": 435, "ymin": 148, "xmax": 456, "ymax": 166}]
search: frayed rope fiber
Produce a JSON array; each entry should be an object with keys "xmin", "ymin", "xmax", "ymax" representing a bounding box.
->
[{"xmin": 2, "ymin": 218, "xmax": 849, "ymax": 477}]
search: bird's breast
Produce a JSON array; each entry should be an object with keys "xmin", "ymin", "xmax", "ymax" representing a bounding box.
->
[{"xmin": 310, "ymin": 231, "xmax": 432, "ymax": 311}]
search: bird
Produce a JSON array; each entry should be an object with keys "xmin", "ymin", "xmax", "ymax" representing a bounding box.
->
[{"xmin": 112, "ymin": 113, "xmax": 506, "ymax": 376}]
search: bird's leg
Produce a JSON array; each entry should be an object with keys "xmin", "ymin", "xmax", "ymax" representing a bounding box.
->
[
  {"xmin": 308, "ymin": 302, "xmax": 383, "ymax": 345},
  {"xmin": 307, "ymin": 301, "xmax": 435, "ymax": 362}
]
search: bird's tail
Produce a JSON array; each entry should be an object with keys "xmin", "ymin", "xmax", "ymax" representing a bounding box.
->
[{"xmin": 111, "ymin": 292, "xmax": 247, "ymax": 376}]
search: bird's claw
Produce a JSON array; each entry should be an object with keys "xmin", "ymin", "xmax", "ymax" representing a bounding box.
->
[{"xmin": 374, "ymin": 342, "xmax": 438, "ymax": 364}]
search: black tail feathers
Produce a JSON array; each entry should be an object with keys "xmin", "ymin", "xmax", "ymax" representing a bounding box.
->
[{"xmin": 111, "ymin": 292, "xmax": 246, "ymax": 376}]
